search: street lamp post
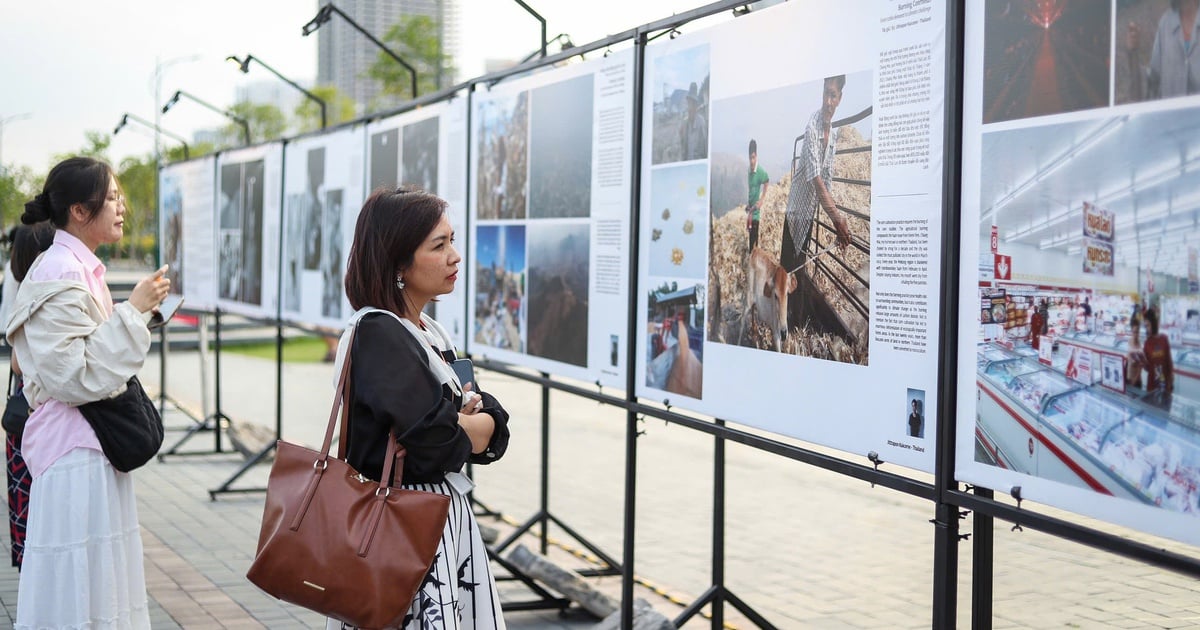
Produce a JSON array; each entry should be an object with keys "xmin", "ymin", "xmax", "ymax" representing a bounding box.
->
[
  {"xmin": 114, "ymin": 114, "xmax": 190, "ymax": 160},
  {"xmin": 301, "ymin": 3, "xmax": 419, "ymax": 100},
  {"xmin": 161, "ymin": 89, "xmax": 252, "ymax": 145},
  {"xmin": 153, "ymin": 55, "xmax": 202, "ymax": 166},
  {"xmin": 0, "ymin": 112, "xmax": 33, "ymax": 172},
  {"xmin": 226, "ymin": 54, "xmax": 327, "ymax": 129}
]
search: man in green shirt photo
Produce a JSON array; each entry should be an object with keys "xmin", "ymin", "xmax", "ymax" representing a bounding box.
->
[{"xmin": 745, "ymin": 138, "xmax": 769, "ymax": 250}]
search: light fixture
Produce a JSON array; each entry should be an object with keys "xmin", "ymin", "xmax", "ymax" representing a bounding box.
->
[
  {"xmin": 160, "ymin": 89, "xmax": 251, "ymax": 145},
  {"xmin": 227, "ymin": 54, "xmax": 327, "ymax": 129},
  {"xmin": 301, "ymin": 3, "xmax": 418, "ymax": 99}
]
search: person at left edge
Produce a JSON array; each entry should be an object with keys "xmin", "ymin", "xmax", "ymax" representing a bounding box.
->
[{"xmin": 6, "ymin": 157, "xmax": 169, "ymax": 629}]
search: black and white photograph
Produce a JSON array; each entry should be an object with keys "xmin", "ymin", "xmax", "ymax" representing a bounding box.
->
[
  {"xmin": 303, "ymin": 147, "xmax": 325, "ymax": 271},
  {"xmin": 402, "ymin": 116, "xmax": 439, "ymax": 195},
  {"xmin": 907, "ymin": 388, "xmax": 926, "ymax": 439},
  {"xmin": 651, "ymin": 44, "xmax": 710, "ymax": 165},
  {"xmin": 369, "ymin": 127, "xmax": 400, "ymax": 191},
  {"xmin": 218, "ymin": 159, "xmax": 265, "ymax": 305},
  {"xmin": 475, "ymin": 92, "xmax": 530, "ymax": 220},
  {"xmin": 529, "ymin": 74, "xmax": 594, "ymax": 218},
  {"xmin": 527, "ymin": 223, "xmax": 590, "ymax": 366},
  {"xmin": 322, "ymin": 189, "xmax": 344, "ymax": 319}
]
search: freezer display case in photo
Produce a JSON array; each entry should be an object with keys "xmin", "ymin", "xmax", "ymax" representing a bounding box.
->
[{"xmin": 976, "ymin": 343, "xmax": 1200, "ymax": 516}]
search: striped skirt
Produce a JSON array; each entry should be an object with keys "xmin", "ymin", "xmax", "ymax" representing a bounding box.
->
[{"xmin": 329, "ymin": 476, "xmax": 505, "ymax": 630}]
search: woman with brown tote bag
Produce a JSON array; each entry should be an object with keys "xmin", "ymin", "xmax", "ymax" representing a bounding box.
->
[{"xmin": 329, "ymin": 186, "xmax": 511, "ymax": 629}]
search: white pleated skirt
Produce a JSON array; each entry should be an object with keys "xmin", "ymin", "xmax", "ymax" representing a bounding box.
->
[
  {"xmin": 330, "ymin": 476, "xmax": 506, "ymax": 630},
  {"xmin": 15, "ymin": 447, "xmax": 150, "ymax": 630}
]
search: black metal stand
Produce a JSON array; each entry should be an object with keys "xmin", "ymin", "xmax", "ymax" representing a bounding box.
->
[
  {"xmin": 674, "ymin": 420, "xmax": 778, "ymax": 629},
  {"xmin": 158, "ymin": 310, "xmax": 230, "ymax": 460},
  {"xmin": 209, "ymin": 319, "xmax": 284, "ymax": 499},
  {"xmin": 972, "ymin": 486, "xmax": 994, "ymax": 630},
  {"xmin": 487, "ymin": 374, "xmax": 621, "ymax": 611}
]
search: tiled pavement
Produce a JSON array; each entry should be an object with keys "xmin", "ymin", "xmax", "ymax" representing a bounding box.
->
[{"xmin": 1, "ymin": 345, "xmax": 1199, "ymax": 628}]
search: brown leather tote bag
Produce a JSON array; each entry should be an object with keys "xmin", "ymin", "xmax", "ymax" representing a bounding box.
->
[{"xmin": 246, "ymin": 328, "xmax": 450, "ymax": 629}]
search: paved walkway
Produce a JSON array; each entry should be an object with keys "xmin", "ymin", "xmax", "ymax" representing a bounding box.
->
[{"xmin": 1, "ymin": 340, "xmax": 1199, "ymax": 628}]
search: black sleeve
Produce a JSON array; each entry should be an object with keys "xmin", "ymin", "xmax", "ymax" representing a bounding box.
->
[
  {"xmin": 345, "ymin": 314, "xmax": 473, "ymax": 484},
  {"xmin": 468, "ymin": 390, "xmax": 510, "ymax": 465}
]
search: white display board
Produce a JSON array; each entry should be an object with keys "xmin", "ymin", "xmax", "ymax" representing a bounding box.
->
[
  {"xmin": 468, "ymin": 52, "xmax": 634, "ymax": 387},
  {"xmin": 635, "ymin": 0, "xmax": 947, "ymax": 472},
  {"xmin": 158, "ymin": 156, "xmax": 216, "ymax": 310},
  {"xmin": 366, "ymin": 96, "xmax": 470, "ymax": 348},
  {"xmin": 281, "ymin": 127, "xmax": 364, "ymax": 329},
  {"xmin": 957, "ymin": 1, "xmax": 1200, "ymax": 546},
  {"xmin": 214, "ymin": 143, "xmax": 283, "ymax": 320}
]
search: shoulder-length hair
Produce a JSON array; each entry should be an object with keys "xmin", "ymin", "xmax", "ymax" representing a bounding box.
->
[{"xmin": 344, "ymin": 185, "xmax": 447, "ymax": 318}]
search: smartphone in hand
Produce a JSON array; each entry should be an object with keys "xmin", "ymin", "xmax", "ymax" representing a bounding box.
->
[
  {"xmin": 451, "ymin": 358, "xmax": 476, "ymax": 391},
  {"xmin": 149, "ymin": 294, "xmax": 184, "ymax": 330}
]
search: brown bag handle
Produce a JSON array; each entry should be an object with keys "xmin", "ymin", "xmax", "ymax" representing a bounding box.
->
[{"xmin": 324, "ymin": 322, "xmax": 406, "ymax": 486}]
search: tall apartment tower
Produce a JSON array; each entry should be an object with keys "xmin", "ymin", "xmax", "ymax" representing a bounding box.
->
[{"xmin": 316, "ymin": 0, "xmax": 458, "ymax": 114}]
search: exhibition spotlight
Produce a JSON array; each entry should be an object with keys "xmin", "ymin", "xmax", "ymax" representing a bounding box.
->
[
  {"xmin": 161, "ymin": 89, "xmax": 251, "ymax": 146},
  {"xmin": 227, "ymin": 54, "xmax": 327, "ymax": 129},
  {"xmin": 518, "ymin": 33, "xmax": 575, "ymax": 65},
  {"xmin": 301, "ymin": 3, "xmax": 418, "ymax": 99},
  {"xmin": 113, "ymin": 113, "xmax": 190, "ymax": 160}
]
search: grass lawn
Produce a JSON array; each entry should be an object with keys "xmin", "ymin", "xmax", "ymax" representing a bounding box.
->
[{"xmin": 223, "ymin": 335, "xmax": 333, "ymax": 363}]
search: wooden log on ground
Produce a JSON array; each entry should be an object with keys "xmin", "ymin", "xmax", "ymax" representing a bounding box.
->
[
  {"xmin": 593, "ymin": 597, "xmax": 677, "ymax": 630},
  {"xmin": 506, "ymin": 544, "xmax": 617, "ymax": 618}
]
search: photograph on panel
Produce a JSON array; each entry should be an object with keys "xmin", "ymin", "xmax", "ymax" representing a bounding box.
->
[
  {"xmin": 476, "ymin": 92, "xmax": 530, "ymax": 220},
  {"xmin": 303, "ymin": 148, "xmax": 325, "ymax": 271},
  {"xmin": 650, "ymin": 44, "xmax": 710, "ymax": 165},
  {"xmin": 475, "ymin": 224, "xmax": 526, "ymax": 351},
  {"xmin": 976, "ymin": 106, "xmax": 1200, "ymax": 517},
  {"xmin": 647, "ymin": 162, "xmax": 709, "ymax": 281},
  {"xmin": 706, "ymin": 72, "xmax": 872, "ymax": 365},
  {"xmin": 369, "ymin": 127, "xmax": 400, "ymax": 191},
  {"xmin": 218, "ymin": 159, "xmax": 264, "ymax": 305},
  {"xmin": 645, "ymin": 279, "xmax": 705, "ymax": 400},
  {"xmin": 529, "ymin": 74, "xmax": 594, "ymax": 218},
  {"xmin": 322, "ymin": 189, "xmax": 344, "ymax": 319},
  {"xmin": 160, "ymin": 174, "xmax": 183, "ymax": 294},
  {"xmin": 982, "ymin": 0, "xmax": 1110, "ymax": 123},
  {"xmin": 1116, "ymin": 0, "xmax": 1200, "ymax": 105},
  {"xmin": 282, "ymin": 183, "xmax": 303, "ymax": 312},
  {"xmin": 526, "ymin": 223, "xmax": 590, "ymax": 367},
  {"xmin": 907, "ymin": 387, "xmax": 926, "ymax": 439},
  {"xmin": 652, "ymin": 44, "xmax": 705, "ymax": 165},
  {"xmin": 402, "ymin": 117, "xmax": 439, "ymax": 195}
]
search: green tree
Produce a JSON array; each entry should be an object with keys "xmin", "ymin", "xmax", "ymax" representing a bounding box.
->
[
  {"xmin": 224, "ymin": 101, "xmax": 288, "ymax": 144},
  {"xmin": 117, "ymin": 155, "xmax": 156, "ymax": 262},
  {"xmin": 52, "ymin": 130, "xmax": 112, "ymax": 165},
  {"xmin": 0, "ymin": 165, "xmax": 38, "ymax": 229},
  {"xmin": 294, "ymin": 85, "xmax": 358, "ymax": 134},
  {"xmin": 367, "ymin": 14, "xmax": 456, "ymax": 105}
]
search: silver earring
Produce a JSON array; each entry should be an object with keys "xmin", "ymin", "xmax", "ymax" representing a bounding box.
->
[{"xmin": 396, "ymin": 275, "xmax": 405, "ymax": 290}]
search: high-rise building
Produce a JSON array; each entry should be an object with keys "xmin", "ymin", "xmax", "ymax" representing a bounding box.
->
[{"xmin": 317, "ymin": 0, "xmax": 459, "ymax": 115}]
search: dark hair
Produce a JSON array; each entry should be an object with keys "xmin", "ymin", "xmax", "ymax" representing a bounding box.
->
[
  {"xmin": 748, "ymin": 139, "xmax": 757, "ymax": 156},
  {"xmin": 344, "ymin": 185, "xmax": 448, "ymax": 318},
  {"xmin": 1145, "ymin": 307, "xmax": 1160, "ymax": 336},
  {"xmin": 10, "ymin": 221, "xmax": 56, "ymax": 282},
  {"xmin": 22, "ymin": 157, "xmax": 115, "ymax": 228},
  {"xmin": 825, "ymin": 75, "xmax": 846, "ymax": 91}
]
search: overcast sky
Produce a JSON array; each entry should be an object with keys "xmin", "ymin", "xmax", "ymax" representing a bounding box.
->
[{"xmin": 1, "ymin": 0, "xmax": 736, "ymax": 174}]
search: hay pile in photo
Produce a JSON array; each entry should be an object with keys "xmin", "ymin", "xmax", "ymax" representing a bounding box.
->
[{"xmin": 708, "ymin": 125, "xmax": 870, "ymax": 364}]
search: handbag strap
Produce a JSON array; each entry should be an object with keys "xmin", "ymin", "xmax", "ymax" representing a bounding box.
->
[{"xmin": 324, "ymin": 316, "xmax": 406, "ymax": 487}]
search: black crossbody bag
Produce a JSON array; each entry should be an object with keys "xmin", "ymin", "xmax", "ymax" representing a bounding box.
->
[{"xmin": 77, "ymin": 376, "xmax": 163, "ymax": 472}]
